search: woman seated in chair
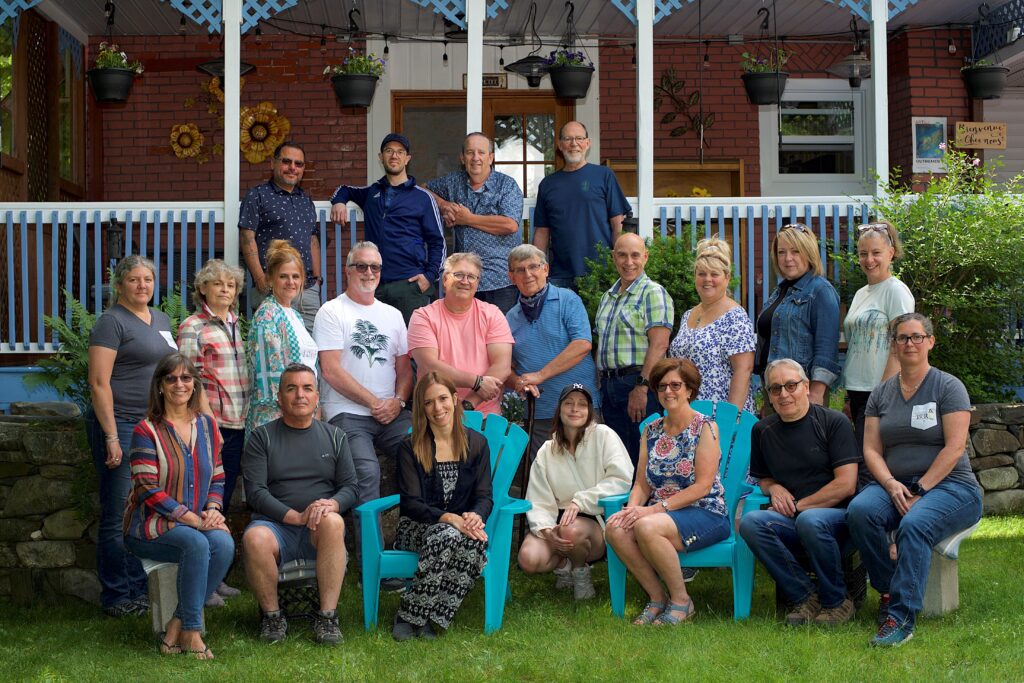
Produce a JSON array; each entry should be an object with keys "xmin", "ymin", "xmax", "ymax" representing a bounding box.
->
[
  {"xmin": 123, "ymin": 353, "xmax": 234, "ymax": 660},
  {"xmin": 392, "ymin": 371, "xmax": 493, "ymax": 641},
  {"xmin": 518, "ymin": 384, "xmax": 633, "ymax": 600},
  {"xmin": 847, "ymin": 313, "xmax": 982, "ymax": 648},
  {"xmin": 606, "ymin": 358, "xmax": 730, "ymax": 626}
]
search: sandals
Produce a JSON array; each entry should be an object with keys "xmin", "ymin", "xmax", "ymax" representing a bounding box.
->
[
  {"xmin": 653, "ymin": 599, "xmax": 695, "ymax": 626},
  {"xmin": 632, "ymin": 601, "xmax": 666, "ymax": 626},
  {"xmin": 157, "ymin": 632, "xmax": 181, "ymax": 655},
  {"xmin": 187, "ymin": 646, "xmax": 214, "ymax": 660}
]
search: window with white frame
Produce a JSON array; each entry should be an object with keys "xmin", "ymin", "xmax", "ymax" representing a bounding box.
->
[{"xmin": 758, "ymin": 79, "xmax": 873, "ymax": 196}]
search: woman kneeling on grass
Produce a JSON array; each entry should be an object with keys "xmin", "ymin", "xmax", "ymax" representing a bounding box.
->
[
  {"xmin": 605, "ymin": 358, "xmax": 730, "ymax": 626},
  {"xmin": 518, "ymin": 384, "xmax": 634, "ymax": 600},
  {"xmin": 392, "ymin": 372, "xmax": 493, "ymax": 641}
]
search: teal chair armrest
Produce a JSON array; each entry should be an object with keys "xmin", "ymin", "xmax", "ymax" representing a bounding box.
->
[
  {"xmin": 354, "ymin": 494, "xmax": 400, "ymax": 518},
  {"xmin": 500, "ymin": 498, "xmax": 532, "ymax": 516},
  {"xmin": 742, "ymin": 490, "xmax": 769, "ymax": 514},
  {"xmin": 598, "ymin": 493, "xmax": 628, "ymax": 516}
]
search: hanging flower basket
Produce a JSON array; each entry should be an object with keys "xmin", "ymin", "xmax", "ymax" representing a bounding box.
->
[
  {"xmin": 330, "ymin": 74, "xmax": 379, "ymax": 107},
  {"xmin": 742, "ymin": 72, "xmax": 789, "ymax": 105},
  {"xmin": 962, "ymin": 65, "xmax": 1009, "ymax": 100},
  {"xmin": 549, "ymin": 64, "xmax": 594, "ymax": 99},
  {"xmin": 87, "ymin": 67, "xmax": 137, "ymax": 103}
]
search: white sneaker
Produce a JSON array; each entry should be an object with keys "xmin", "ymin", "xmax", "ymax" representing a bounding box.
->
[
  {"xmin": 553, "ymin": 558, "xmax": 572, "ymax": 590},
  {"xmin": 571, "ymin": 565, "xmax": 596, "ymax": 600}
]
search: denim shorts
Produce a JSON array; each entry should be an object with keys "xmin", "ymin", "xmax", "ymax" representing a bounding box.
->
[
  {"xmin": 665, "ymin": 506, "xmax": 731, "ymax": 552},
  {"xmin": 246, "ymin": 514, "xmax": 317, "ymax": 567}
]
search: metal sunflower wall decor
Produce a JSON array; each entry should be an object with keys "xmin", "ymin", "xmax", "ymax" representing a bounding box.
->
[{"xmin": 239, "ymin": 101, "xmax": 290, "ymax": 164}]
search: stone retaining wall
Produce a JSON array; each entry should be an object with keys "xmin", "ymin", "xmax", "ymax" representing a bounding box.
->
[{"xmin": 2, "ymin": 402, "xmax": 1022, "ymax": 606}]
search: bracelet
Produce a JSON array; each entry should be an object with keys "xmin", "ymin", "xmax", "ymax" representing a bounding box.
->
[
  {"xmin": 104, "ymin": 434, "xmax": 119, "ymax": 443},
  {"xmin": 883, "ymin": 476, "xmax": 896, "ymax": 487},
  {"xmin": 472, "ymin": 375, "xmax": 483, "ymax": 392}
]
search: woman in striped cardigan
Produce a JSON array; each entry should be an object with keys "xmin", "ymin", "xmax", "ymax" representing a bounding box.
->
[{"xmin": 123, "ymin": 353, "xmax": 234, "ymax": 660}]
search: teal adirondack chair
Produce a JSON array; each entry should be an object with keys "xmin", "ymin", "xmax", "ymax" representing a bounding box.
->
[
  {"xmin": 354, "ymin": 411, "xmax": 530, "ymax": 634},
  {"xmin": 599, "ymin": 400, "xmax": 759, "ymax": 620}
]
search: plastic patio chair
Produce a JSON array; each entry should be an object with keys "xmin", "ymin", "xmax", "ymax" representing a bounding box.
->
[
  {"xmin": 599, "ymin": 400, "xmax": 759, "ymax": 620},
  {"xmin": 354, "ymin": 411, "xmax": 531, "ymax": 634}
]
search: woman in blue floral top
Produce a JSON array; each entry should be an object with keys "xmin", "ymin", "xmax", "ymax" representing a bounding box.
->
[{"xmin": 606, "ymin": 358, "xmax": 730, "ymax": 626}]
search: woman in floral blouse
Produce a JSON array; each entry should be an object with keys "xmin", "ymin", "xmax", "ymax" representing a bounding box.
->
[{"xmin": 606, "ymin": 358, "xmax": 730, "ymax": 626}]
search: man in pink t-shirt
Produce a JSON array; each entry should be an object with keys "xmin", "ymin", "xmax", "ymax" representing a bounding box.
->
[{"xmin": 408, "ymin": 253, "xmax": 514, "ymax": 415}]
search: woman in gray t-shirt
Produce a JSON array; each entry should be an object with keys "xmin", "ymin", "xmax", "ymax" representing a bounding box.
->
[
  {"xmin": 847, "ymin": 313, "xmax": 982, "ymax": 648},
  {"xmin": 86, "ymin": 255, "xmax": 175, "ymax": 617}
]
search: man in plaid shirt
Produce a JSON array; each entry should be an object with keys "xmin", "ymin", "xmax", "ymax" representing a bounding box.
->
[{"xmin": 595, "ymin": 233, "xmax": 673, "ymax": 467}]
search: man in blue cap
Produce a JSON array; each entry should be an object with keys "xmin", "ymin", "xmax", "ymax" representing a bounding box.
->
[{"xmin": 330, "ymin": 133, "xmax": 446, "ymax": 324}]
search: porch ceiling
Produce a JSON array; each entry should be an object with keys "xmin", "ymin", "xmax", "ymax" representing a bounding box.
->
[{"xmin": 42, "ymin": 0, "xmax": 994, "ymax": 41}]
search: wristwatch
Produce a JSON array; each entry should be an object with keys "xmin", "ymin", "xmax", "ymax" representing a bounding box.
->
[
  {"xmin": 909, "ymin": 481, "xmax": 928, "ymax": 496},
  {"xmin": 660, "ymin": 500, "xmax": 669, "ymax": 511},
  {"xmin": 636, "ymin": 375, "xmax": 650, "ymax": 388},
  {"xmin": 462, "ymin": 400, "xmax": 475, "ymax": 412},
  {"xmin": 398, "ymin": 398, "xmax": 407, "ymax": 409}
]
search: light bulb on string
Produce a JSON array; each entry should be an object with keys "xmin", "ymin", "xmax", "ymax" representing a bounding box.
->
[
  {"xmin": 179, "ymin": 14, "xmax": 187, "ymax": 35},
  {"xmin": 443, "ymin": 40, "xmax": 448, "ymax": 65},
  {"xmin": 255, "ymin": 25, "xmax": 262, "ymax": 45},
  {"xmin": 320, "ymin": 25, "xmax": 327, "ymax": 55},
  {"xmin": 498, "ymin": 45, "xmax": 504, "ymax": 67},
  {"xmin": 383, "ymin": 34, "xmax": 389, "ymax": 56}
]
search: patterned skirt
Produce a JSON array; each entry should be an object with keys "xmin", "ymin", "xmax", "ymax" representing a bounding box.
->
[{"xmin": 395, "ymin": 517, "xmax": 488, "ymax": 629}]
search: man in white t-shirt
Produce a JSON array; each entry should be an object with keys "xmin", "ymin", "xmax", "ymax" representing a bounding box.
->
[{"xmin": 313, "ymin": 241, "xmax": 412, "ymax": 503}]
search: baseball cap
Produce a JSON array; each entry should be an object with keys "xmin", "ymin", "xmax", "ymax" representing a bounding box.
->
[
  {"xmin": 558, "ymin": 383, "xmax": 593, "ymax": 405},
  {"xmin": 380, "ymin": 133, "xmax": 410, "ymax": 153}
]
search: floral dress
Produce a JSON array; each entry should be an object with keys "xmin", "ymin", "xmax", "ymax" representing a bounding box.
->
[
  {"xmin": 668, "ymin": 307, "xmax": 756, "ymax": 413},
  {"xmin": 645, "ymin": 414, "xmax": 727, "ymax": 518},
  {"xmin": 395, "ymin": 461, "xmax": 488, "ymax": 629}
]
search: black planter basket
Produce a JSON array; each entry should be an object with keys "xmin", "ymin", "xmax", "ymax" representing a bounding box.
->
[
  {"xmin": 549, "ymin": 65, "xmax": 594, "ymax": 99},
  {"xmin": 962, "ymin": 66, "xmax": 1009, "ymax": 100},
  {"xmin": 742, "ymin": 71, "xmax": 789, "ymax": 105},
  {"xmin": 87, "ymin": 68, "xmax": 137, "ymax": 103},
  {"xmin": 331, "ymin": 74, "xmax": 379, "ymax": 107}
]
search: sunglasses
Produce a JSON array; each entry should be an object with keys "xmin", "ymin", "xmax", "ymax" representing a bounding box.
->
[
  {"xmin": 780, "ymin": 223, "xmax": 812, "ymax": 234},
  {"xmin": 348, "ymin": 262, "xmax": 382, "ymax": 273},
  {"xmin": 765, "ymin": 380, "xmax": 805, "ymax": 397},
  {"xmin": 163, "ymin": 374, "xmax": 195, "ymax": 385}
]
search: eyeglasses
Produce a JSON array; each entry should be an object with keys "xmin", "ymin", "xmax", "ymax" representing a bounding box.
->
[
  {"xmin": 381, "ymin": 147, "xmax": 408, "ymax": 157},
  {"xmin": 559, "ymin": 136, "xmax": 588, "ymax": 144},
  {"xmin": 656, "ymin": 381, "xmax": 685, "ymax": 393},
  {"xmin": 780, "ymin": 223, "xmax": 811, "ymax": 234},
  {"xmin": 766, "ymin": 380, "xmax": 805, "ymax": 397},
  {"xmin": 511, "ymin": 262, "xmax": 545, "ymax": 276},
  {"xmin": 448, "ymin": 271, "xmax": 480, "ymax": 283},
  {"xmin": 348, "ymin": 262, "xmax": 382, "ymax": 273},
  {"xmin": 277, "ymin": 157, "xmax": 305, "ymax": 168},
  {"xmin": 163, "ymin": 374, "xmax": 195, "ymax": 385},
  {"xmin": 893, "ymin": 333, "xmax": 930, "ymax": 346}
]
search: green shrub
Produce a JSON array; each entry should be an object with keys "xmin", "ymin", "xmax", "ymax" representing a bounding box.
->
[
  {"xmin": 875, "ymin": 147, "xmax": 1024, "ymax": 402},
  {"xmin": 576, "ymin": 234, "xmax": 698, "ymax": 336}
]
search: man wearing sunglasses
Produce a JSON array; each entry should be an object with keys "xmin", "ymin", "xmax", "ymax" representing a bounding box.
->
[
  {"xmin": 313, "ymin": 241, "xmax": 412, "ymax": 505},
  {"xmin": 239, "ymin": 141, "xmax": 323, "ymax": 332},
  {"xmin": 738, "ymin": 358, "xmax": 861, "ymax": 628}
]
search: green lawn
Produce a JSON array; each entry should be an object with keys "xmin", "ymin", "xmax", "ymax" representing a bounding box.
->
[{"xmin": 3, "ymin": 516, "xmax": 1022, "ymax": 683}]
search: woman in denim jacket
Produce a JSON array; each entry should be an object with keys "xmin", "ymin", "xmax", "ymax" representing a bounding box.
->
[{"xmin": 754, "ymin": 224, "xmax": 840, "ymax": 406}]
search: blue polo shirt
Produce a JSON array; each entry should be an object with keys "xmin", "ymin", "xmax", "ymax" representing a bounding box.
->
[
  {"xmin": 238, "ymin": 180, "xmax": 318, "ymax": 282},
  {"xmin": 427, "ymin": 169, "xmax": 524, "ymax": 292},
  {"xmin": 506, "ymin": 285, "xmax": 600, "ymax": 419}
]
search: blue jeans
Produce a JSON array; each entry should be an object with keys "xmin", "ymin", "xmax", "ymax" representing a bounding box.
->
[
  {"xmin": 329, "ymin": 410, "xmax": 412, "ymax": 504},
  {"xmin": 475, "ymin": 285, "xmax": 520, "ymax": 315},
  {"xmin": 847, "ymin": 479, "xmax": 982, "ymax": 628},
  {"xmin": 86, "ymin": 410, "xmax": 148, "ymax": 608},
  {"xmin": 125, "ymin": 526, "xmax": 234, "ymax": 631},
  {"xmin": 739, "ymin": 507, "xmax": 850, "ymax": 607},
  {"xmin": 600, "ymin": 373, "xmax": 661, "ymax": 469},
  {"xmin": 219, "ymin": 427, "xmax": 245, "ymax": 512}
]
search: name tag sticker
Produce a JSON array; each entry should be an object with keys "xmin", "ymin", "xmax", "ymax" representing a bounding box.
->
[
  {"xmin": 911, "ymin": 402, "xmax": 938, "ymax": 430},
  {"xmin": 159, "ymin": 331, "xmax": 177, "ymax": 349}
]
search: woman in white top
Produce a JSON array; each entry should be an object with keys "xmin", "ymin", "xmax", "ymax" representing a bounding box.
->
[
  {"xmin": 246, "ymin": 239, "xmax": 319, "ymax": 432},
  {"xmin": 518, "ymin": 384, "xmax": 634, "ymax": 600},
  {"xmin": 842, "ymin": 221, "xmax": 915, "ymax": 457}
]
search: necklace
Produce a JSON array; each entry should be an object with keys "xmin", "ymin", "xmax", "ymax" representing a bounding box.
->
[
  {"xmin": 898, "ymin": 371, "xmax": 925, "ymax": 395},
  {"xmin": 692, "ymin": 299, "xmax": 724, "ymax": 327}
]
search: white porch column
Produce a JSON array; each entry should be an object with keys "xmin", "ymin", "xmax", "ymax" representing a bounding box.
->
[
  {"xmin": 870, "ymin": 0, "xmax": 889, "ymax": 197},
  {"xmin": 465, "ymin": 0, "xmax": 485, "ymax": 132},
  {"xmin": 635, "ymin": 0, "xmax": 654, "ymax": 238},
  {"xmin": 223, "ymin": 0, "xmax": 242, "ymax": 266}
]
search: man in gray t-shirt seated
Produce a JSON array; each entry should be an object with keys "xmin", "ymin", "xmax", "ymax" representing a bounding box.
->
[{"xmin": 242, "ymin": 363, "xmax": 358, "ymax": 646}]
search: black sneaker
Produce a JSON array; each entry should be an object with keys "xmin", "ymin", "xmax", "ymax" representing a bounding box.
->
[
  {"xmin": 877, "ymin": 593, "xmax": 891, "ymax": 626},
  {"xmin": 417, "ymin": 622, "xmax": 438, "ymax": 641},
  {"xmin": 102, "ymin": 601, "xmax": 138, "ymax": 618},
  {"xmin": 392, "ymin": 617, "xmax": 418, "ymax": 642},
  {"xmin": 313, "ymin": 610, "xmax": 343, "ymax": 645},
  {"xmin": 259, "ymin": 610, "xmax": 288, "ymax": 643},
  {"xmin": 682, "ymin": 568, "xmax": 699, "ymax": 583}
]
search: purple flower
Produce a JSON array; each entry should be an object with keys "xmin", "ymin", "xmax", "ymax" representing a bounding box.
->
[
  {"xmin": 938, "ymin": 142, "xmax": 947, "ymax": 151},
  {"xmin": 972, "ymin": 157, "xmax": 981, "ymax": 167}
]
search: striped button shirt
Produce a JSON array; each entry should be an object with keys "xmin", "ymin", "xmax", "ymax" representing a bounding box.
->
[
  {"xmin": 178, "ymin": 304, "xmax": 249, "ymax": 429},
  {"xmin": 595, "ymin": 273, "xmax": 674, "ymax": 371},
  {"xmin": 123, "ymin": 414, "xmax": 224, "ymax": 541}
]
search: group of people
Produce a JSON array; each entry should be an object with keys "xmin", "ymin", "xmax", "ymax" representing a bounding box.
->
[{"xmin": 81, "ymin": 123, "xmax": 981, "ymax": 656}]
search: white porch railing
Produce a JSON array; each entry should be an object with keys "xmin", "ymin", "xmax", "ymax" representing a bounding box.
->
[{"xmin": 0, "ymin": 195, "xmax": 874, "ymax": 354}]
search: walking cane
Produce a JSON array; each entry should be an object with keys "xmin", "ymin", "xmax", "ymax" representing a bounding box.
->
[{"xmin": 517, "ymin": 392, "xmax": 536, "ymax": 547}]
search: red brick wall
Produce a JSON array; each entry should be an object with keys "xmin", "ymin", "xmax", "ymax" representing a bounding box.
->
[{"xmin": 86, "ymin": 34, "xmax": 368, "ymax": 202}]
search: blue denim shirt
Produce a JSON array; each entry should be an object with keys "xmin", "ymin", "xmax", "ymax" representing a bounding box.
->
[{"xmin": 758, "ymin": 271, "xmax": 841, "ymax": 386}]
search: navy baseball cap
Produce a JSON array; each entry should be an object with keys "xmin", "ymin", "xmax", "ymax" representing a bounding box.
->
[
  {"xmin": 380, "ymin": 133, "xmax": 410, "ymax": 153},
  {"xmin": 558, "ymin": 383, "xmax": 593, "ymax": 405}
]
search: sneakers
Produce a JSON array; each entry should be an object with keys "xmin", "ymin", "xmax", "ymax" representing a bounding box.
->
[
  {"xmin": 259, "ymin": 610, "xmax": 288, "ymax": 643},
  {"xmin": 103, "ymin": 600, "xmax": 144, "ymax": 618},
  {"xmin": 570, "ymin": 564, "xmax": 596, "ymax": 601},
  {"xmin": 784, "ymin": 593, "xmax": 821, "ymax": 626},
  {"xmin": 205, "ymin": 592, "xmax": 226, "ymax": 608},
  {"xmin": 313, "ymin": 610, "xmax": 343, "ymax": 645},
  {"xmin": 216, "ymin": 582, "xmax": 241, "ymax": 598},
  {"xmin": 871, "ymin": 616, "xmax": 914, "ymax": 647},
  {"xmin": 553, "ymin": 558, "xmax": 572, "ymax": 590},
  {"xmin": 682, "ymin": 568, "xmax": 699, "ymax": 583},
  {"xmin": 814, "ymin": 598, "xmax": 856, "ymax": 627},
  {"xmin": 392, "ymin": 617, "xmax": 418, "ymax": 642},
  {"xmin": 877, "ymin": 593, "xmax": 891, "ymax": 626}
]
